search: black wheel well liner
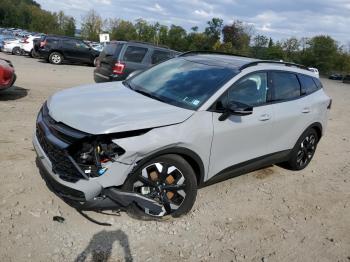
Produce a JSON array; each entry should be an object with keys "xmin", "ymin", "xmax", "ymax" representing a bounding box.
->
[
  {"xmin": 308, "ymin": 122, "xmax": 323, "ymax": 140},
  {"xmin": 133, "ymin": 147, "xmax": 205, "ymax": 186}
]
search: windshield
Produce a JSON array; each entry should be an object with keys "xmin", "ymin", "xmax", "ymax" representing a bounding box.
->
[{"xmin": 127, "ymin": 57, "xmax": 236, "ymax": 110}]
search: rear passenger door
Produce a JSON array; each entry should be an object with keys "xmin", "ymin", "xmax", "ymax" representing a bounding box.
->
[
  {"xmin": 61, "ymin": 39, "xmax": 91, "ymax": 62},
  {"xmin": 121, "ymin": 45, "xmax": 149, "ymax": 77},
  {"xmin": 269, "ymin": 71, "xmax": 310, "ymax": 153}
]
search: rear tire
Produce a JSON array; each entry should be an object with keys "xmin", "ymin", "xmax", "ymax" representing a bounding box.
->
[
  {"xmin": 93, "ymin": 57, "xmax": 98, "ymax": 67},
  {"xmin": 286, "ymin": 128, "xmax": 319, "ymax": 170},
  {"xmin": 12, "ymin": 47, "xmax": 21, "ymax": 55},
  {"xmin": 49, "ymin": 52, "xmax": 63, "ymax": 65},
  {"xmin": 122, "ymin": 154, "xmax": 197, "ymax": 220},
  {"xmin": 29, "ymin": 49, "xmax": 36, "ymax": 58}
]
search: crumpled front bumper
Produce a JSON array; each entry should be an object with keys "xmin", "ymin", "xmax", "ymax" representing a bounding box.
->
[{"xmin": 33, "ymin": 133, "xmax": 103, "ymax": 201}]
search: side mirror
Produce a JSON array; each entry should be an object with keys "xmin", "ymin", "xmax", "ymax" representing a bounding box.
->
[{"xmin": 219, "ymin": 101, "xmax": 253, "ymax": 121}]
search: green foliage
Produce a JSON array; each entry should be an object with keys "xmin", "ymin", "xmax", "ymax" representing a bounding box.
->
[
  {"xmin": 0, "ymin": 0, "xmax": 75, "ymax": 35},
  {"xmin": 81, "ymin": 9, "xmax": 103, "ymax": 41}
]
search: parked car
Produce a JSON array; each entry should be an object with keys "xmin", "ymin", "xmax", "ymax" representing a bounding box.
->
[
  {"xmin": 329, "ymin": 73, "xmax": 343, "ymax": 80},
  {"xmin": 94, "ymin": 41, "xmax": 178, "ymax": 82},
  {"xmin": 33, "ymin": 52, "xmax": 331, "ymax": 219},
  {"xmin": 0, "ymin": 58, "xmax": 16, "ymax": 91},
  {"xmin": 343, "ymin": 75, "xmax": 350, "ymax": 84},
  {"xmin": 1, "ymin": 38, "xmax": 22, "ymax": 55},
  {"xmin": 308, "ymin": 67, "xmax": 319, "ymax": 78},
  {"xmin": 37, "ymin": 35, "xmax": 100, "ymax": 65},
  {"xmin": 21, "ymin": 35, "xmax": 42, "ymax": 57},
  {"xmin": 0, "ymin": 36, "xmax": 17, "ymax": 51}
]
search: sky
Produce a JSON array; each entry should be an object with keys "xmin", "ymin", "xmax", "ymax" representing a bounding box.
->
[{"xmin": 36, "ymin": 0, "xmax": 350, "ymax": 44}]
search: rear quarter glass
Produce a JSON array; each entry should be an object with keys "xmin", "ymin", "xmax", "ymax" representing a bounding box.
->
[{"xmin": 102, "ymin": 43, "xmax": 124, "ymax": 58}]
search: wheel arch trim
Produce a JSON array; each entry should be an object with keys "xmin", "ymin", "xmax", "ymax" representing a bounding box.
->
[
  {"xmin": 308, "ymin": 122, "xmax": 323, "ymax": 139},
  {"xmin": 131, "ymin": 147, "xmax": 205, "ymax": 186}
]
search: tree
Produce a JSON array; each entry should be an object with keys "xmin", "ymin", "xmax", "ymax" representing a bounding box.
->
[
  {"xmin": 167, "ymin": 25, "xmax": 188, "ymax": 51},
  {"xmin": 222, "ymin": 20, "xmax": 252, "ymax": 55},
  {"xmin": 56, "ymin": 11, "xmax": 76, "ymax": 36},
  {"xmin": 81, "ymin": 9, "xmax": 103, "ymax": 41},
  {"xmin": 252, "ymin": 34, "xmax": 269, "ymax": 58},
  {"xmin": 282, "ymin": 37, "xmax": 300, "ymax": 61},
  {"xmin": 204, "ymin": 18, "xmax": 223, "ymax": 48},
  {"xmin": 107, "ymin": 19, "xmax": 137, "ymax": 41},
  {"xmin": 134, "ymin": 19, "xmax": 157, "ymax": 43},
  {"xmin": 302, "ymin": 35, "xmax": 338, "ymax": 73},
  {"xmin": 158, "ymin": 25, "xmax": 168, "ymax": 45}
]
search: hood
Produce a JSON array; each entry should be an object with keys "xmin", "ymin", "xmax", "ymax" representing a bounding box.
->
[{"xmin": 47, "ymin": 82, "xmax": 194, "ymax": 135}]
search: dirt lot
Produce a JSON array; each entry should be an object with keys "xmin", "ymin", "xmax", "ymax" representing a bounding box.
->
[{"xmin": 0, "ymin": 52, "xmax": 349, "ymax": 262}]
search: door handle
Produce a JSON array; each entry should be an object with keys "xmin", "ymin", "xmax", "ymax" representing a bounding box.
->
[
  {"xmin": 259, "ymin": 114, "xmax": 271, "ymax": 121},
  {"xmin": 302, "ymin": 107, "xmax": 311, "ymax": 113}
]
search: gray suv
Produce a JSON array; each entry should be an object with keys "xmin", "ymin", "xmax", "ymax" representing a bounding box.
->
[
  {"xmin": 94, "ymin": 41, "xmax": 178, "ymax": 83},
  {"xmin": 34, "ymin": 52, "xmax": 331, "ymax": 219}
]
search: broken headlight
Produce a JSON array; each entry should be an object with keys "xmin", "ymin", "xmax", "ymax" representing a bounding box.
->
[{"xmin": 71, "ymin": 140, "xmax": 125, "ymax": 178}]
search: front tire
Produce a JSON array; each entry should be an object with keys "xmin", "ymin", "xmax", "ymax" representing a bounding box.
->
[
  {"xmin": 286, "ymin": 128, "xmax": 319, "ymax": 170},
  {"xmin": 49, "ymin": 52, "xmax": 63, "ymax": 64},
  {"xmin": 122, "ymin": 154, "xmax": 197, "ymax": 219}
]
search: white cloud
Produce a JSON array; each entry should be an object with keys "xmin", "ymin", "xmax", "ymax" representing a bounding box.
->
[{"xmin": 35, "ymin": 0, "xmax": 350, "ymax": 43}]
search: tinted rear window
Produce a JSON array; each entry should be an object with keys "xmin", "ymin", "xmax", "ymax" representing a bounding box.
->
[
  {"xmin": 123, "ymin": 46, "xmax": 148, "ymax": 63},
  {"xmin": 299, "ymin": 74, "xmax": 319, "ymax": 94},
  {"xmin": 103, "ymin": 43, "xmax": 123, "ymax": 57},
  {"xmin": 151, "ymin": 50, "xmax": 174, "ymax": 64},
  {"xmin": 271, "ymin": 72, "xmax": 301, "ymax": 101},
  {"xmin": 313, "ymin": 77, "xmax": 323, "ymax": 89}
]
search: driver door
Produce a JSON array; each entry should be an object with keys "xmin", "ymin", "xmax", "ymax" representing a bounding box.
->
[{"xmin": 208, "ymin": 71, "xmax": 275, "ymax": 178}]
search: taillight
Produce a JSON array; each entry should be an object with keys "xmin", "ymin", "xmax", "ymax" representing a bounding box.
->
[
  {"xmin": 112, "ymin": 62, "xmax": 125, "ymax": 75},
  {"xmin": 40, "ymin": 40, "xmax": 47, "ymax": 48},
  {"xmin": 327, "ymin": 99, "xmax": 332, "ymax": 110}
]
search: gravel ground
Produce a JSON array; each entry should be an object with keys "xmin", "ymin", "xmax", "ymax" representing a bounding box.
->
[{"xmin": 0, "ymin": 52, "xmax": 349, "ymax": 262}]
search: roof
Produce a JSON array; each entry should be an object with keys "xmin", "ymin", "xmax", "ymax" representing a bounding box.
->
[
  {"xmin": 180, "ymin": 51, "xmax": 311, "ymax": 73},
  {"xmin": 109, "ymin": 40, "xmax": 172, "ymax": 51},
  {"xmin": 182, "ymin": 53, "xmax": 257, "ymax": 70}
]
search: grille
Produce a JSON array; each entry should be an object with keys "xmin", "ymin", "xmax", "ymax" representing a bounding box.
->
[{"xmin": 36, "ymin": 126, "xmax": 84, "ymax": 183}]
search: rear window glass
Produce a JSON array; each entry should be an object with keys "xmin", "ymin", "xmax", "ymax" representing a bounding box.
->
[
  {"xmin": 271, "ymin": 72, "xmax": 301, "ymax": 101},
  {"xmin": 103, "ymin": 43, "xmax": 123, "ymax": 57},
  {"xmin": 151, "ymin": 50, "xmax": 174, "ymax": 64},
  {"xmin": 313, "ymin": 77, "xmax": 323, "ymax": 89},
  {"xmin": 123, "ymin": 46, "xmax": 148, "ymax": 63},
  {"xmin": 299, "ymin": 74, "xmax": 319, "ymax": 94}
]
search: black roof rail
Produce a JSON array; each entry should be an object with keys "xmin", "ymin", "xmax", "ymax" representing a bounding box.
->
[
  {"xmin": 239, "ymin": 60, "xmax": 310, "ymax": 71},
  {"xmin": 179, "ymin": 50, "xmax": 250, "ymax": 58},
  {"xmin": 127, "ymin": 40, "xmax": 170, "ymax": 49}
]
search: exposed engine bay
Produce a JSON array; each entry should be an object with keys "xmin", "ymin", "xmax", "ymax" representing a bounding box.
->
[{"xmin": 70, "ymin": 139, "xmax": 125, "ymax": 178}]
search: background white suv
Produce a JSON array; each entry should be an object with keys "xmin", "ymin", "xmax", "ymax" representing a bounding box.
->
[{"xmin": 33, "ymin": 52, "xmax": 331, "ymax": 219}]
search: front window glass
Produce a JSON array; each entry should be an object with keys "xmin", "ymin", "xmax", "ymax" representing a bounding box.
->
[
  {"xmin": 228, "ymin": 72, "xmax": 268, "ymax": 106},
  {"xmin": 127, "ymin": 58, "xmax": 236, "ymax": 110}
]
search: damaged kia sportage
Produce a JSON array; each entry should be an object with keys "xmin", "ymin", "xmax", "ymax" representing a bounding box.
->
[{"xmin": 33, "ymin": 52, "xmax": 331, "ymax": 218}]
